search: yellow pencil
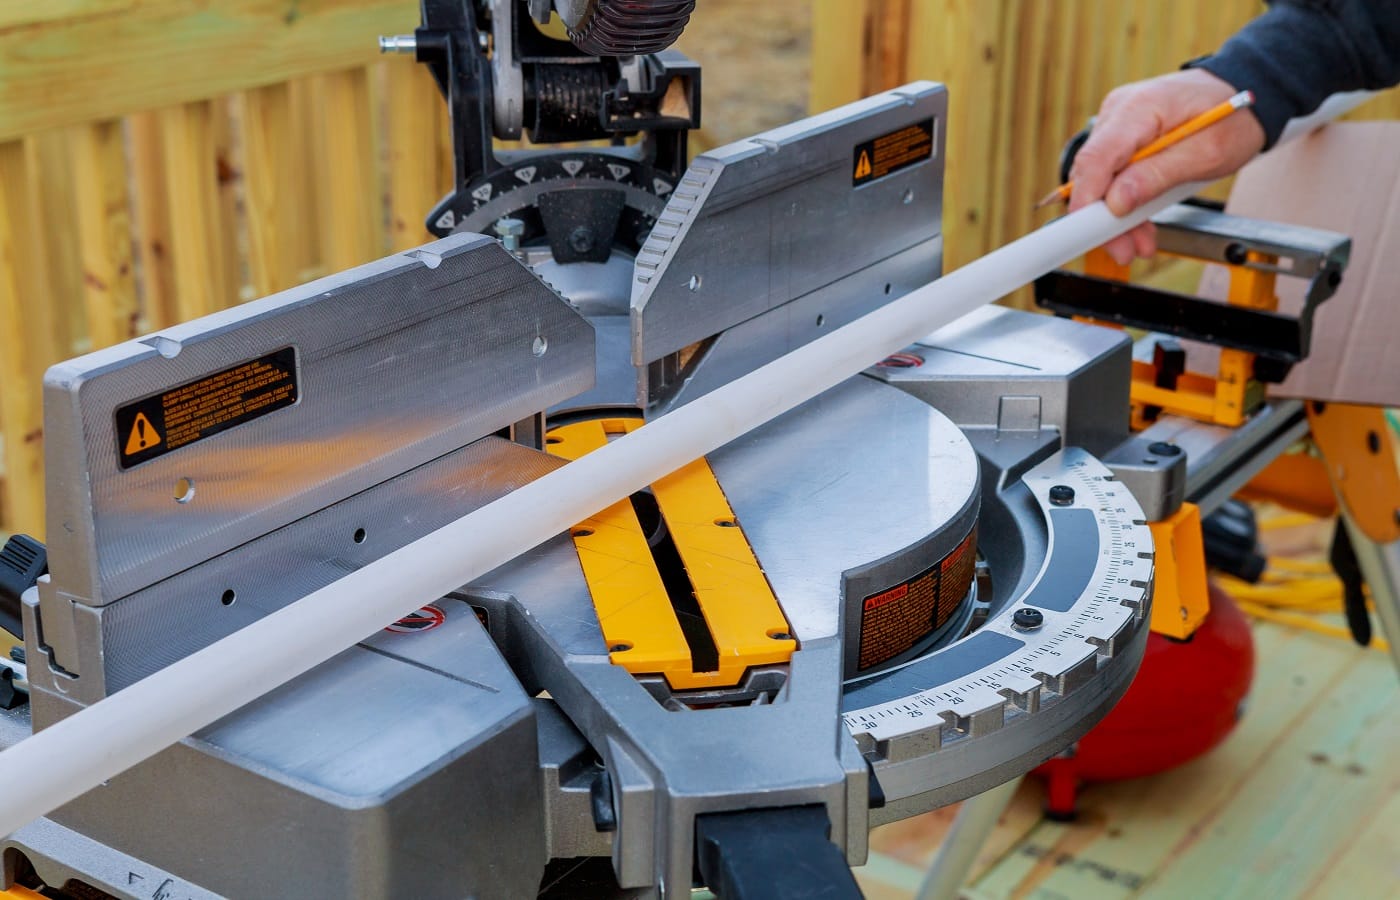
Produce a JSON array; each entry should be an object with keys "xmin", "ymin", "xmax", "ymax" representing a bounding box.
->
[{"xmin": 1035, "ymin": 90, "xmax": 1255, "ymax": 209}]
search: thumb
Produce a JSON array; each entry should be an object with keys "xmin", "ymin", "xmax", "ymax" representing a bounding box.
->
[
  {"xmin": 1103, "ymin": 139, "xmax": 1215, "ymax": 215},
  {"xmin": 1067, "ymin": 103, "xmax": 1167, "ymax": 211}
]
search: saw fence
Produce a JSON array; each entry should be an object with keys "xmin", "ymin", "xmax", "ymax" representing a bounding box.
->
[{"xmin": 1, "ymin": 0, "xmax": 1398, "ymax": 539}]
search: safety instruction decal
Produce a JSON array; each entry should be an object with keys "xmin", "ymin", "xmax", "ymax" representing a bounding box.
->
[
  {"xmin": 852, "ymin": 118, "xmax": 935, "ymax": 186},
  {"xmin": 115, "ymin": 347, "xmax": 299, "ymax": 469},
  {"xmin": 857, "ymin": 527, "xmax": 976, "ymax": 671},
  {"xmin": 385, "ymin": 605, "xmax": 447, "ymax": 634}
]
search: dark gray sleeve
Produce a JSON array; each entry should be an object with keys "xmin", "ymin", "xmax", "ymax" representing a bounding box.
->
[{"xmin": 1198, "ymin": 0, "xmax": 1400, "ymax": 148}]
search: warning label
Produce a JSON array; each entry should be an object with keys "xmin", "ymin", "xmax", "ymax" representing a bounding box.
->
[
  {"xmin": 852, "ymin": 118, "xmax": 936, "ymax": 186},
  {"xmin": 115, "ymin": 347, "xmax": 299, "ymax": 469},
  {"xmin": 857, "ymin": 527, "xmax": 977, "ymax": 671},
  {"xmin": 385, "ymin": 605, "xmax": 447, "ymax": 633}
]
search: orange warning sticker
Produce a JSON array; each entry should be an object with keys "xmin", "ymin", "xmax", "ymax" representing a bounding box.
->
[
  {"xmin": 854, "ymin": 150, "xmax": 873, "ymax": 180},
  {"xmin": 115, "ymin": 347, "xmax": 299, "ymax": 469},
  {"xmin": 852, "ymin": 118, "xmax": 935, "ymax": 186},
  {"xmin": 857, "ymin": 527, "xmax": 977, "ymax": 671},
  {"xmin": 123, "ymin": 411, "xmax": 162, "ymax": 455}
]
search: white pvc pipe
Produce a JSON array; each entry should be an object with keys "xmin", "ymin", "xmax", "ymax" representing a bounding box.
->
[{"xmin": 0, "ymin": 94, "xmax": 1369, "ymax": 836}]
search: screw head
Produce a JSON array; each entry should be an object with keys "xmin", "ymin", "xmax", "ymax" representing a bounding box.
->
[
  {"xmin": 1147, "ymin": 441, "xmax": 1182, "ymax": 457},
  {"xmin": 769, "ymin": 632, "xmax": 791, "ymax": 641},
  {"xmin": 568, "ymin": 227, "xmax": 595, "ymax": 255},
  {"xmin": 1048, "ymin": 484, "xmax": 1075, "ymax": 506},
  {"xmin": 1013, "ymin": 608, "xmax": 1044, "ymax": 630}
]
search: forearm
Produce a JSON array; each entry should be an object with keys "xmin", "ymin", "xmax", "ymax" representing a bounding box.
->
[{"xmin": 1199, "ymin": 0, "xmax": 1400, "ymax": 148}]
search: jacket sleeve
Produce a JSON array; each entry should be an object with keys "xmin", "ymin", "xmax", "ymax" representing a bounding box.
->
[{"xmin": 1198, "ymin": 0, "xmax": 1400, "ymax": 148}]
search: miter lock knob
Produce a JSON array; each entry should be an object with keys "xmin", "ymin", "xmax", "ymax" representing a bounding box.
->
[
  {"xmin": 1048, "ymin": 484, "xmax": 1076, "ymax": 506},
  {"xmin": 1012, "ymin": 608, "xmax": 1044, "ymax": 631}
]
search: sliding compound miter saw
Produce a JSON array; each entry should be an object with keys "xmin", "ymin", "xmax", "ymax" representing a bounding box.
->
[{"xmin": 0, "ymin": 1, "xmax": 1349, "ymax": 897}]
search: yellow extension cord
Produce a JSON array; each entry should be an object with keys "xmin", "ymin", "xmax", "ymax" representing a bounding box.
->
[{"xmin": 1213, "ymin": 511, "xmax": 1391, "ymax": 654}]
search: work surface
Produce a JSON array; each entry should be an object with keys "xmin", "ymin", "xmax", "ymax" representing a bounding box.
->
[{"xmin": 857, "ymin": 619, "xmax": 1400, "ymax": 899}]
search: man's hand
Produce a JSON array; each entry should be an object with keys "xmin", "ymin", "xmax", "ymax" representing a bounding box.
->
[{"xmin": 1069, "ymin": 69, "xmax": 1266, "ymax": 264}]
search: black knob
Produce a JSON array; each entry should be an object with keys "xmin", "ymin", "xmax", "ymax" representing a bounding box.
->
[{"xmin": 1013, "ymin": 608, "xmax": 1045, "ymax": 630}]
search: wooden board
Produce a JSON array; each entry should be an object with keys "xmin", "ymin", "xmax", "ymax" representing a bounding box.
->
[{"xmin": 0, "ymin": 0, "xmax": 419, "ymax": 141}]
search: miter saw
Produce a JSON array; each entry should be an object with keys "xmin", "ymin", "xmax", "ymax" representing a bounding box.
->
[{"xmin": 0, "ymin": 1, "xmax": 1374, "ymax": 898}]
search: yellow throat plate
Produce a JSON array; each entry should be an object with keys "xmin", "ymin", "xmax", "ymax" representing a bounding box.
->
[{"xmin": 547, "ymin": 418, "xmax": 796, "ymax": 689}]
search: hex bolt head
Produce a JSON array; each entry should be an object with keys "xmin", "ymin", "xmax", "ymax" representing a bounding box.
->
[
  {"xmin": 1013, "ymin": 608, "xmax": 1044, "ymax": 630},
  {"xmin": 1147, "ymin": 441, "xmax": 1182, "ymax": 457},
  {"xmin": 493, "ymin": 217, "xmax": 525, "ymax": 254},
  {"xmin": 1048, "ymin": 484, "xmax": 1075, "ymax": 506}
]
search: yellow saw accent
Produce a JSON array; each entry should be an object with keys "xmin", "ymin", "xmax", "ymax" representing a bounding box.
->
[
  {"xmin": 1148, "ymin": 502, "xmax": 1211, "ymax": 640},
  {"xmin": 0, "ymin": 885, "xmax": 45, "ymax": 899},
  {"xmin": 548, "ymin": 418, "xmax": 796, "ymax": 689}
]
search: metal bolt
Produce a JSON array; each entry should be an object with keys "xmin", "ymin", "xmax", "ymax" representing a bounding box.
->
[
  {"xmin": 1048, "ymin": 484, "xmax": 1075, "ymax": 506},
  {"xmin": 1147, "ymin": 441, "xmax": 1182, "ymax": 457},
  {"xmin": 1012, "ymin": 608, "xmax": 1044, "ymax": 630},
  {"xmin": 609, "ymin": 643, "xmax": 630, "ymax": 653},
  {"xmin": 494, "ymin": 217, "xmax": 525, "ymax": 254},
  {"xmin": 568, "ymin": 227, "xmax": 595, "ymax": 255},
  {"xmin": 770, "ymin": 632, "xmax": 791, "ymax": 641},
  {"xmin": 378, "ymin": 34, "xmax": 417, "ymax": 54}
]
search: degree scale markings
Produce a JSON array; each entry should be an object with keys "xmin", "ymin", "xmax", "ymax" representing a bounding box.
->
[{"xmin": 840, "ymin": 450, "xmax": 1153, "ymax": 751}]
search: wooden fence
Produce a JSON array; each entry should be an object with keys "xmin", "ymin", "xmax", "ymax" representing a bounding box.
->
[
  {"xmin": 1, "ymin": 0, "xmax": 1398, "ymax": 537},
  {"xmin": 811, "ymin": 0, "xmax": 1400, "ymax": 278},
  {"xmin": 0, "ymin": 1, "xmax": 454, "ymax": 536}
]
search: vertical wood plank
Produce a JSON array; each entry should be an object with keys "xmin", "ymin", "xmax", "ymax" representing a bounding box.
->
[
  {"xmin": 70, "ymin": 120, "xmax": 138, "ymax": 349},
  {"xmin": 865, "ymin": 0, "xmax": 910, "ymax": 97},
  {"xmin": 288, "ymin": 77, "xmax": 326, "ymax": 281},
  {"xmin": 129, "ymin": 111, "xmax": 178, "ymax": 331},
  {"xmin": 808, "ymin": 0, "xmax": 872, "ymax": 113},
  {"xmin": 241, "ymin": 82, "xmax": 300, "ymax": 295},
  {"xmin": 210, "ymin": 97, "xmax": 244, "ymax": 307},
  {"xmin": 907, "ymin": 0, "xmax": 1010, "ymax": 272},
  {"xmin": 314, "ymin": 67, "xmax": 383, "ymax": 272},
  {"xmin": 384, "ymin": 61, "xmax": 447, "ymax": 252},
  {"xmin": 26, "ymin": 132, "xmax": 85, "ymax": 358},
  {"xmin": 159, "ymin": 101, "xmax": 225, "ymax": 322},
  {"xmin": 0, "ymin": 141, "xmax": 47, "ymax": 535}
]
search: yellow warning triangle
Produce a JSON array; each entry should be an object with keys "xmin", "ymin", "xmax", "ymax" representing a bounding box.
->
[
  {"xmin": 124, "ymin": 412, "xmax": 162, "ymax": 455},
  {"xmin": 855, "ymin": 150, "xmax": 873, "ymax": 179}
]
